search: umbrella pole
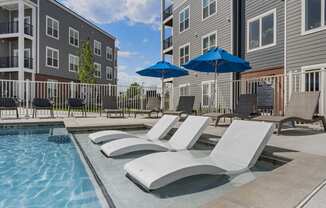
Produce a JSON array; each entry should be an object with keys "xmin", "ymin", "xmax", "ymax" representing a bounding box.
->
[
  {"xmin": 161, "ymin": 78, "xmax": 164, "ymax": 110},
  {"xmin": 213, "ymin": 61, "xmax": 218, "ymax": 112}
]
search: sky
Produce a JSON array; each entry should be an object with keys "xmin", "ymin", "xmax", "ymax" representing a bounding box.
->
[{"xmin": 59, "ymin": 0, "xmax": 171, "ymax": 87}]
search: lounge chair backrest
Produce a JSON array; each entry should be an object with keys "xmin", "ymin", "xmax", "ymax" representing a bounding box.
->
[
  {"xmin": 146, "ymin": 115, "xmax": 178, "ymax": 140},
  {"xmin": 146, "ymin": 97, "xmax": 160, "ymax": 110},
  {"xmin": 235, "ymin": 94, "xmax": 257, "ymax": 116},
  {"xmin": 0, "ymin": 98, "xmax": 18, "ymax": 108},
  {"xmin": 67, "ymin": 98, "xmax": 85, "ymax": 108},
  {"xmin": 176, "ymin": 96, "xmax": 195, "ymax": 114},
  {"xmin": 102, "ymin": 96, "xmax": 118, "ymax": 110},
  {"xmin": 32, "ymin": 98, "xmax": 52, "ymax": 108},
  {"xmin": 211, "ymin": 120, "xmax": 274, "ymax": 171},
  {"xmin": 168, "ymin": 116, "xmax": 209, "ymax": 150},
  {"xmin": 285, "ymin": 92, "xmax": 320, "ymax": 120}
]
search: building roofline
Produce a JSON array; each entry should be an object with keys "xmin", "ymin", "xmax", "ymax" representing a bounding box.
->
[{"xmin": 49, "ymin": 0, "xmax": 116, "ymax": 41}]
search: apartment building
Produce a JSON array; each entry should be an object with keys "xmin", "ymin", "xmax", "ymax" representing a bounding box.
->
[
  {"xmin": 161, "ymin": 0, "xmax": 234, "ymax": 111},
  {"xmin": 0, "ymin": 0, "xmax": 117, "ymax": 84},
  {"xmin": 162, "ymin": 0, "xmax": 326, "ymax": 115}
]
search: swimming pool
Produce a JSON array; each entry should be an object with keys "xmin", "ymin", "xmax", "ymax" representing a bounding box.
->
[{"xmin": 0, "ymin": 125, "xmax": 103, "ymax": 208}]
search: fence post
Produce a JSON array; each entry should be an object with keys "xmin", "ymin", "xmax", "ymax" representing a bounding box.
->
[
  {"xmin": 321, "ymin": 69, "xmax": 325, "ymax": 115},
  {"xmin": 25, "ymin": 79, "xmax": 30, "ymax": 118}
]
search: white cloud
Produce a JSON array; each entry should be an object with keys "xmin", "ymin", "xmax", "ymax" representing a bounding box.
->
[
  {"xmin": 61, "ymin": 0, "xmax": 161, "ymax": 27},
  {"xmin": 118, "ymin": 50, "xmax": 139, "ymax": 58},
  {"xmin": 117, "ymin": 66, "xmax": 160, "ymax": 87}
]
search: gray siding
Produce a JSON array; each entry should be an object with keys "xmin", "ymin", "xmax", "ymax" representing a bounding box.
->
[
  {"xmin": 244, "ymin": 0, "xmax": 284, "ymax": 71},
  {"xmin": 39, "ymin": 0, "xmax": 116, "ymax": 84},
  {"xmin": 286, "ymin": 0, "xmax": 326, "ymax": 72},
  {"xmin": 170, "ymin": 0, "xmax": 233, "ymax": 110}
]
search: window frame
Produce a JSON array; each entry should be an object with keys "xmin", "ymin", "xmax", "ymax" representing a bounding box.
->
[
  {"xmin": 302, "ymin": 0, "xmax": 326, "ymax": 35},
  {"xmin": 201, "ymin": 31, "xmax": 217, "ymax": 54},
  {"xmin": 45, "ymin": 46, "xmax": 59, "ymax": 69},
  {"xmin": 247, "ymin": 8, "xmax": 277, "ymax": 53},
  {"xmin": 106, "ymin": 46, "xmax": 113, "ymax": 61},
  {"xmin": 106, "ymin": 66, "xmax": 114, "ymax": 80},
  {"xmin": 69, "ymin": 27, "xmax": 79, "ymax": 48},
  {"xmin": 179, "ymin": 6, "xmax": 190, "ymax": 33},
  {"xmin": 46, "ymin": 16, "xmax": 59, "ymax": 40},
  {"xmin": 94, "ymin": 40, "xmax": 102, "ymax": 56},
  {"xmin": 202, "ymin": 0, "xmax": 217, "ymax": 21},
  {"xmin": 201, "ymin": 80, "xmax": 216, "ymax": 108},
  {"xmin": 94, "ymin": 62, "xmax": 102, "ymax": 78},
  {"xmin": 68, "ymin": 54, "xmax": 79, "ymax": 73},
  {"xmin": 179, "ymin": 43, "xmax": 190, "ymax": 67},
  {"xmin": 179, "ymin": 83, "xmax": 190, "ymax": 96}
]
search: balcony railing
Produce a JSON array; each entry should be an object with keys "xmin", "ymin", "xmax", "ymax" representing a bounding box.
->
[
  {"xmin": 0, "ymin": 21, "xmax": 33, "ymax": 36},
  {"xmin": 163, "ymin": 36, "xmax": 173, "ymax": 50},
  {"xmin": 163, "ymin": 5, "xmax": 173, "ymax": 21},
  {"xmin": 0, "ymin": 56, "xmax": 33, "ymax": 69}
]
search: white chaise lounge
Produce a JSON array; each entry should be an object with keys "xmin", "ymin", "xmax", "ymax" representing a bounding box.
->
[
  {"xmin": 124, "ymin": 120, "xmax": 274, "ymax": 191},
  {"xmin": 101, "ymin": 116, "xmax": 210, "ymax": 157},
  {"xmin": 89, "ymin": 115, "xmax": 178, "ymax": 144}
]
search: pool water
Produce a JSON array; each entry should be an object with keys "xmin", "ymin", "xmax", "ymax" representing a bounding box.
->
[{"xmin": 0, "ymin": 125, "xmax": 102, "ymax": 208}]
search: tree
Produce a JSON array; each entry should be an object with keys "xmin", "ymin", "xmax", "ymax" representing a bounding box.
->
[
  {"xmin": 126, "ymin": 82, "xmax": 141, "ymax": 98},
  {"xmin": 78, "ymin": 39, "xmax": 96, "ymax": 84}
]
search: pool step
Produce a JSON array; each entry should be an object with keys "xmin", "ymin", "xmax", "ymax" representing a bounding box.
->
[{"xmin": 48, "ymin": 128, "xmax": 70, "ymax": 143}]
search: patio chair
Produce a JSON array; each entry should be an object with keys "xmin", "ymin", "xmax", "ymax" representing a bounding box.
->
[
  {"xmin": 101, "ymin": 96, "xmax": 124, "ymax": 118},
  {"xmin": 253, "ymin": 91, "xmax": 326, "ymax": 135},
  {"xmin": 67, "ymin": 98, "xmax": 87, "ymax": 117},
  {"xmin": 0, "ymin": 97, "xmax": 19, "ymax": 118},
  {"xmin": 101, "ymin": 116, "xmax": 209, "ymax": 157},
  {"xmin": 204, "ymin": 94, "xmax": 257, "ymax": 126},
  {"xmin": 89, "ymin": 115, "xmax": 178, "ymax": 144},
  {"xmin": 131, "ymin": 97, "xmax": 161, "ymax": 118},
  {"xmin": 164, "ymin": 96, "xmax": 195, "ymax": 117},
  {"xmin": 124, "ymin": 120, "xmax": 274, "ymax": 191},
  {"xmin": 32, "ymin": 98, "xmax": 54, "ymax": 118}
]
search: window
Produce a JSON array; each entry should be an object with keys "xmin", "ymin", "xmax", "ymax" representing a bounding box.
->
[
  {"xmin": 179, "ymin": 44, "xmax": 190, "ymax": 66},
  {"xmin": 179, "ymin": 84, "xmax": 190, "ymax": 96},
  {"xmin": 304, "ymin": 70, "xmax": 320, "ymax": 92},
  {"xmin": 248, "ymin": 9, "xmax": 276, "ymax": 52},
  {"xmin": 69, "ymin": 54, "xmax": 79, "ymax": 72},
  {"xmin": 202, "ymin": 0, "xmax": 216, "ymax": 20},
  {"xmin": 94, "ymin": 40, "xmax": 102, "ymax": 56},
  {"xmin": 69, "ymin": 27, "xmax": 79, "ymax": 47},
  {"xmin": 202, "ymin": 32, "xmax": 216, "ymax": 54},
  {"xmin": 94, "ymin": 63, "xmax": 101, "ymax": 78},
  {"xmin": 304, "ymin": 0, "xmax": 326, "ymax": 32},
  {"xmin": 179, "ymin": 7, "xmax": 190, "ymax": 33},
  {"xmin": 106, "ymin": 46, "xmax": 113, "ymax": 61},
  {"xmin": 106, "ymin": 66, "xmax": 114, "ymax": 80},
  {"xmin": 46, "ymin": 16, "xmax": 59, "ymax": 39},
  {"xmin": 202, "ymin": 81, "xmax": 216, "ymax": 107},
  {"xmin": 46, "ymin": 47, "xmax": 59, "ymax": 68}
]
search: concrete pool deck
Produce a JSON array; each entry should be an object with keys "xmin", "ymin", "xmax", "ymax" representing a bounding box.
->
[{"xmin": 1, "ymin": 116, "xmax": 326, "ymax": 207}]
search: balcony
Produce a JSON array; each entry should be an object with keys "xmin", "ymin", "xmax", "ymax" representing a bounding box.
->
[
  {"xmin": 163, "ymin": 5, "xmax": 173, "ymax": 27},
  {"xmin": 0, "ymin": 56, "xmax": 33, "ymax": 69},
  {"xmin": 163, "ymin": 36, "xmax": 173, "ymax": 55},
  {"xmin": 0, "ymin": 21, "xmax": 33, "ymax": 36}
]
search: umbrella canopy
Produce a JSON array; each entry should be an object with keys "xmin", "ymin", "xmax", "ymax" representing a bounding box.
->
[
  {"xmin": 137, "ymin": 61, "xmax": 189, "ymax": 79},
  {"xmin": 137, "ymin": 61, "xmax": 189, "ymax": 110},
  {"xmin": 182, "ymin": 47, "xmax": 251, "ymax": 73}
]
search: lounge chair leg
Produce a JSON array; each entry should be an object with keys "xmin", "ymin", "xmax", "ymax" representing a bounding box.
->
[
  {"xmin": 277, "ymin": 122, "xmax": 283, "ymax": 135},
  {"xmin": 68, "ymin": 108, "xmax": 71, "ymax": 117},
  {"xmin": 215, "ymin": 117, "xmax": 221, "ymax": 127},
  {"xmin": 50, "ymin": 109, "xmax": 54, "ymax": 118},
  {"xmin": 16, "ymin": 109, "xmax": 19, "ymax": 118}
]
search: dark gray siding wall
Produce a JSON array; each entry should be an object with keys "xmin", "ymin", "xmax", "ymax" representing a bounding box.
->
[
  {"xmin": 39, "ymin": 0, "xmax": 116, "ymax": 84},
  {"xmin": 170, "ymin": 0, "xmax": 233, "ymax": 110},
  {"xmin": 0, "ymin": 7, "xmax": 9, "ymax": 22},
  {"xmin": 286, "ymin": 0, "xmax": 326, "ymax": 72},
  {"xmin": 244, "ymin": 0, "xmax": 284, "ymax": 71}
]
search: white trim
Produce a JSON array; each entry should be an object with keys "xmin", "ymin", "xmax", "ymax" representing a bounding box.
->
[
  {"xmin": 68, "ymin": 54, "xmax": 79, "ymax": 73},
  {"xmin": 106, "ymin": 46, "xmax": 113, "ymax": 61},
  {"xmin": 179, "ymin": 42, "xmax": 191, "ymax": 67},
  {"xmin": 106, "ymin": 66, "xmax": 114, "ymax": 80},
  {"xmin": 179, "ymin": 5, "xmax": 190, "ymax": 34},
  {"xmin": 247, "ymin": 8, "xmax": 277, "ymax": 53},
  {"xmin": 48, "ymin": 0, "xmax": 116, "ymax": 40},
  {"xmin": 178, "ymin": 83, "xmax": 190, "ymax": 96},
  {"xmin": 94, "ymin": 62, "xmax": 102, "ymax": 78},
  {"xmin": 94, "ymin": 40, "xmax": 102, "ymax": 57},
  {"xmin": 201, "ymin": 80, "xmax": 215, "ymax": 107},
  {"xmin": 45, "ymin": 46, "xmax": 59, "ymax": 69},
  {"xmin": 45, "ymin": 15, "xmax": 59, "ymax": 40},
  {"xmin": 69, "ymin": 27, "xmax": 79, "ymax": 48},
  {"xmin": 301, "ymin": 0, "xmax": 326, "ymax": 35},
  {"xmin": 202, "ymin": 0, "xmax": 217, "ymax": 21},
  {"xmin": 201, "ymin": 30, "xmax": 217, "ymax": 54}
]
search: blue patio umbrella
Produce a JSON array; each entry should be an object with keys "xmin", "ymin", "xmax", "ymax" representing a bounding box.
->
[
  {"xmin": 137, "ymin": 61, "xmax": 189, "ymax": 109},
  {"xmin": 183, "ymin": 47, "xmax": 251, "ymax": 109}
]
